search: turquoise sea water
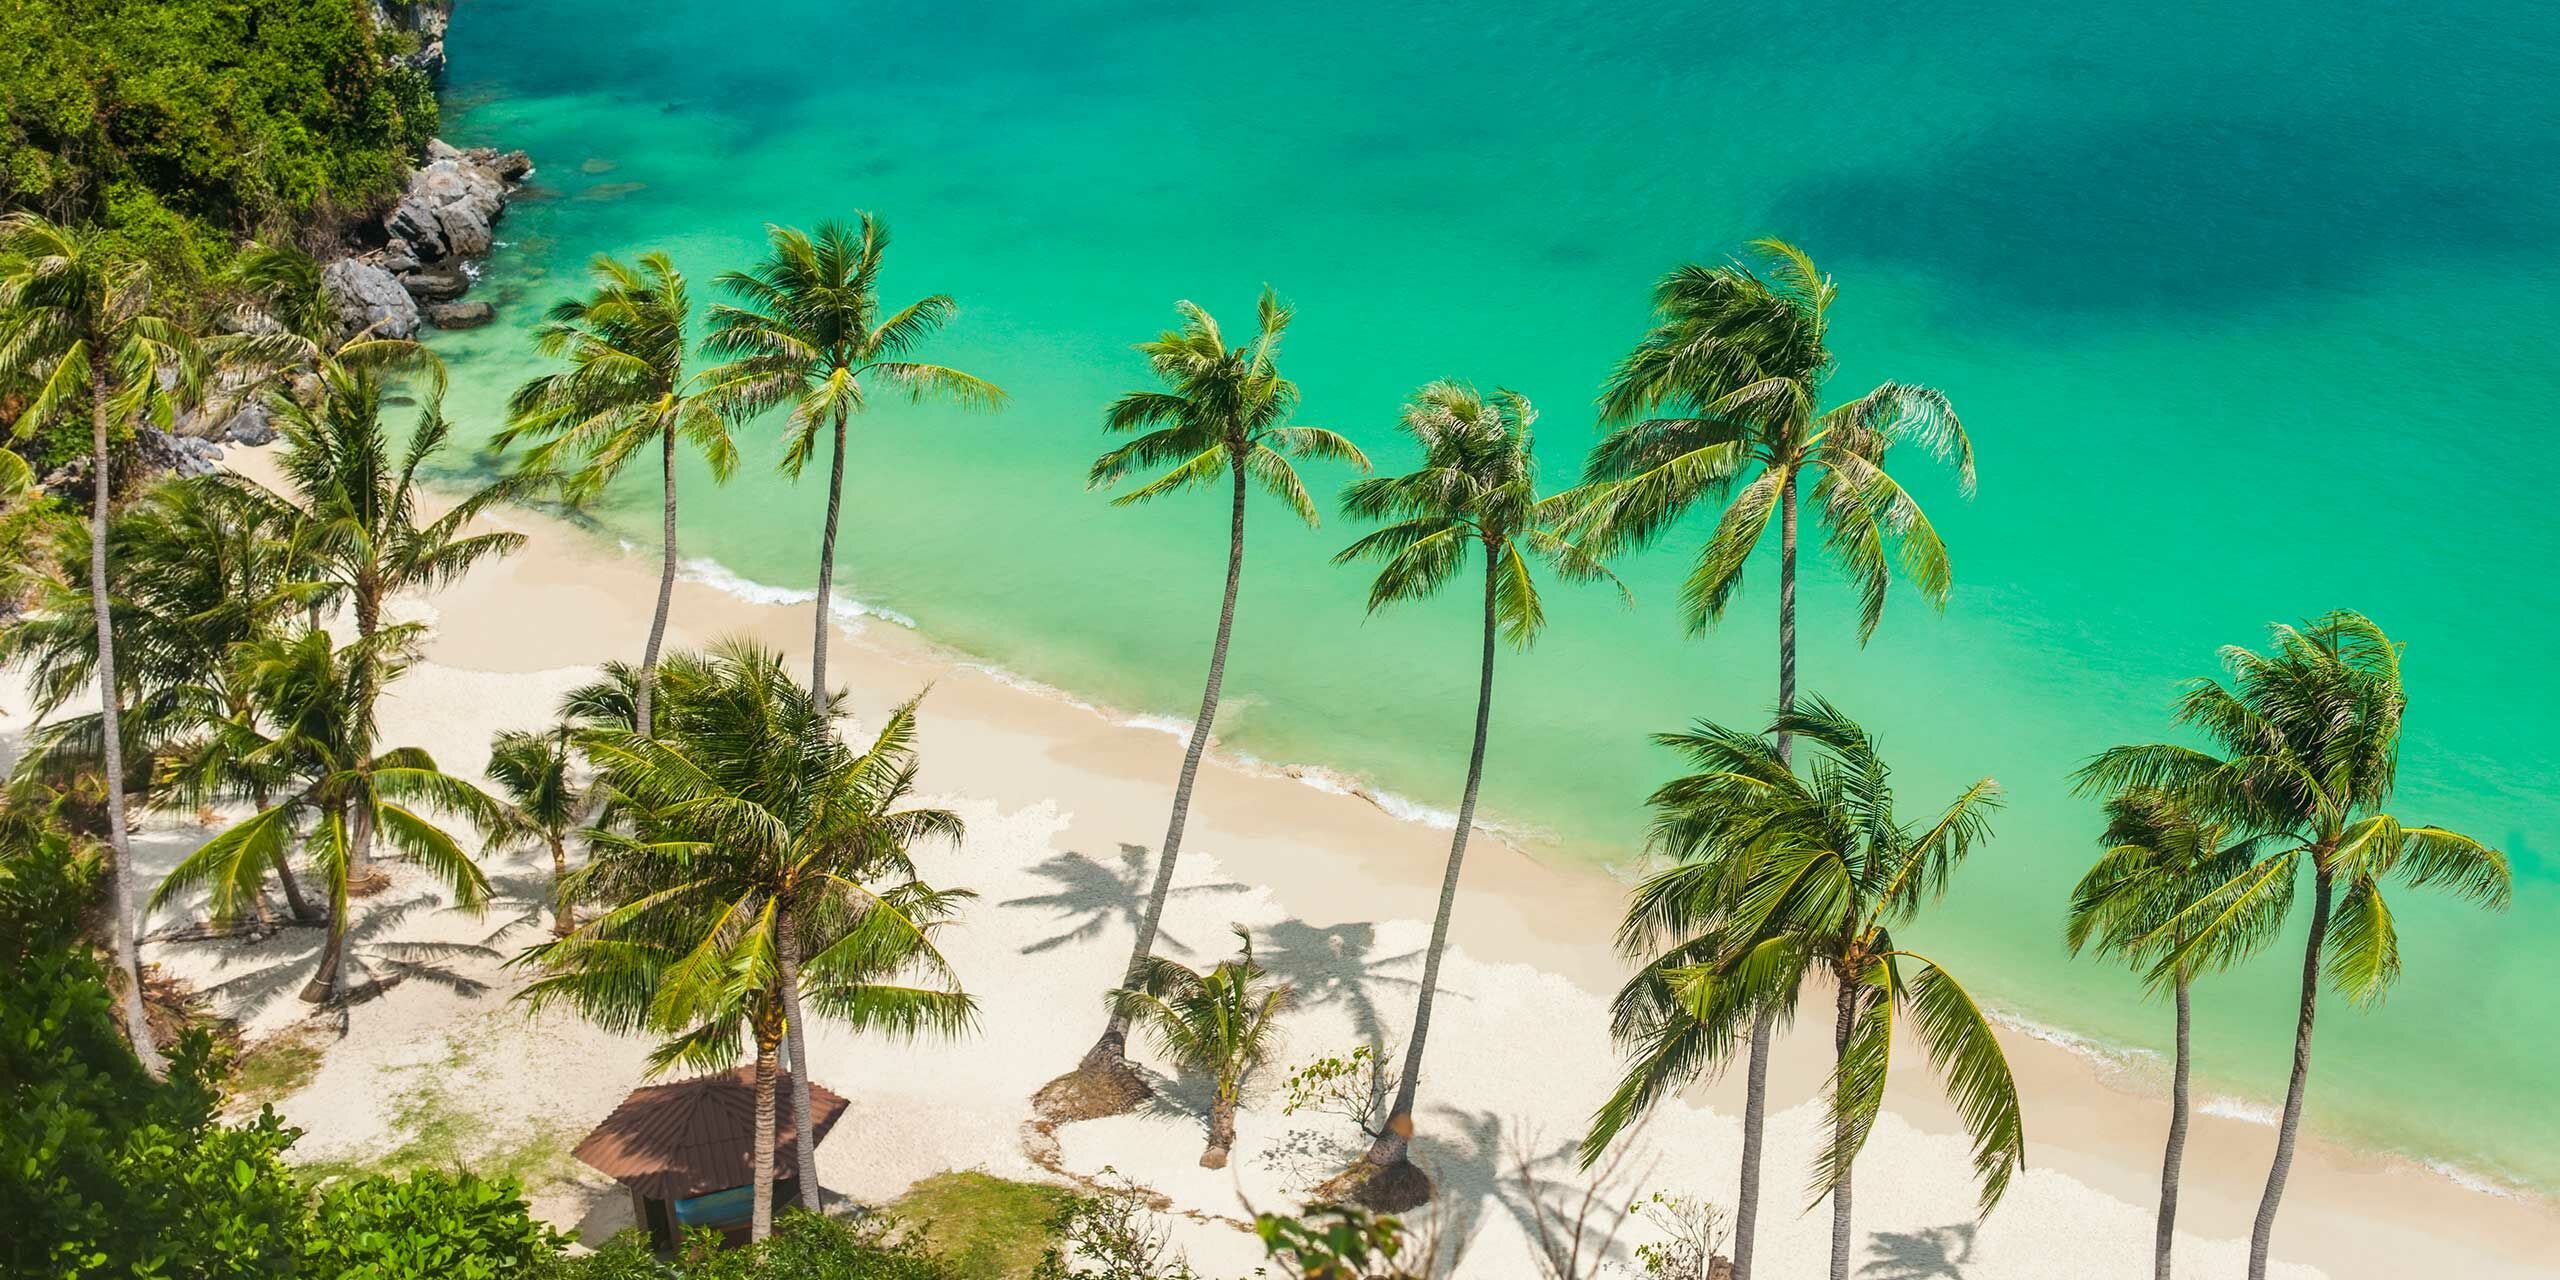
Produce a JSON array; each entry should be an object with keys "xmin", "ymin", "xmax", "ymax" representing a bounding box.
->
[{"xmin": 426, "ymin": 1, "xmax": 2559, "ymax": 1193}]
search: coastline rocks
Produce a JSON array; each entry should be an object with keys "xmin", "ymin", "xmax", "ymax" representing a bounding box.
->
[
  {"xmin": 172, "ymin": 368, "xmax": 276, "ymax": 445},
  {"xmin": 321, "ymin": 259, "xmax": 421, "ymax": 341},
  {"xmin": 424, "ymin": 300, "xmax": 494, "ymax": 329},
  {"xmin": 402, "ymin": 264, "xmax": 472, "ymax": 302},
  {"xmin": 385, "ymin": 141, "xmax": 512, "ymax": 262},
  {"xmin": 373, "ymin": 1, "xmax": 451, "ymax": 80}
]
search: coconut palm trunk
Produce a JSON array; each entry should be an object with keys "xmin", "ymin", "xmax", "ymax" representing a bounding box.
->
[
  {"xmin": 1357, "ymin": 555, "xmax": 1499, "ymax": 1191},
  {"xmin": 2157, "ymin": 975, "xmax": 2191, "ymax": 1280},
  {"xmin": 638, "ymin": 428, "xmax": 678, "ymax": 737},
  {"xmin": 1730, "ymin": 471, "xmax": 1802, "ymax": 1279},
  {"xmin": 1080, "ymin": 458, "xmax": 1249, "ymax": 1076},
  {"xmin": 548, "ymin": 834, "xmax": 573, "ymax": 938},
  {"xmin": 2248, "ymin": 866, "xmax": 2333, "ymax": 1280},
  {"xmin": 302, "ymin": 804, "xmax": 372, "ymax": 1004},
  {"xmin": 89, "ymin": 362, "xmax": 164, "ymax": 1077},
  {"xmin": 1828, "ymin": 967, "xmax": 1859, "ymax": 1280},
  {"xmin": 778, "ymin": 912, "xmax": 825, "ymax": 1213},
  {"xmin": 751, "ymin": 1016, "xmax": 783, "ymax": 1242},
  {"xmin": 809, "ymin": 407, "xmax": 847, "ymax": 697}
]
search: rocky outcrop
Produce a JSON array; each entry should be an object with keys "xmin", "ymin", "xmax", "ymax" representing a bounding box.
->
[
  {"xmin": 171, "ymin": 367, "xmax": 279, "ymax": 446},
  {"xmin": 374, "ymin": 1, "xmax": 452, "ymax": 81},
  {"xmin": 424, "ymin": 301, "xmax": 494, "ymax": 329},
  {"xmin": 367, "ymin": 140, "xmax": 529, "ymax": 330},
  {"xmin": 321, "ymin": 259, "xmax": 421, "ymax": 341}
]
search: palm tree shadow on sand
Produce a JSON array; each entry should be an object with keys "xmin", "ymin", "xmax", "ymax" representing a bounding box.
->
[
  {"xmin": 1862, "ymin": 1223, "xmax": 1977, "ymax": 1280},
  {"xmin": 1401, "ymin": 1108, "xmax": 1642, "ymax": 1276},
  {"xmin": 1251, "ymin": 919, "xmax": 1423, "ymax": 1053},
  {"xmin": 155, "ymin": 889, "xmax": 498, "ymax": 1020},
  {"xmin": 1002, "ymin": 843, "xmax": 1249, "ymax": 958}
]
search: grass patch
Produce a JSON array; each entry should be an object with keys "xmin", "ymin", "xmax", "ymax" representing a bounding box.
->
[
  {"xmin": 226, "ymin": 1022, "xmax": 329, "ymax": 1110},
  {"xmin": 887, "ymin": 1172, "xmax": 1075, "ymax": 1280},
  {"xmin": 298, "ymin": 1027, "xmax": 575, "ymax": 1192}
]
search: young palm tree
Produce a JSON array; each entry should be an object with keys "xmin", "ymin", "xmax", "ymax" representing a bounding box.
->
[
  {"xmin": 2074, "ymin": 612, "xmax": 2509, "ymax": 1280},
  {"xmin": 1038, "ymin": 289, "xmax": 1366, "ymax": 1119},
  {"xmin": 5, "ymin": 476, "xmax": 326, "ymax": 926},
  {"xmin": 500, "ymin": 252, "xmax": 738, "ymax": 737},
  {"xmin": 1566, "ymin": 239, "xmax": 1975, "ymax": 1279},
  {"xmin": 1590, "ymin": 700, "xmax": 2017, "ymax": 1280},
  {"xmin": 1324, "ymin": 382, "xmax": 1618, "ymax": 1209},
  {"xmin": 1108, "ymin": 926, "xmax": 1297, "ymax": 1168},
  {"xmin": 154, "ymin": 626, "xmax": 500, "ymax": 1003},
  {"xmin": 520, "ymin": 640, "xmax": 974, "ymax": 1240},
  {"xmin": 2065, "ymin": 788, "xmax": 2261, "ymax": 1280},
  {"xmin": 703, "ymin": 218, "xmax": 1006, "ymax": 693},
  {"xmin": 0, "ymin": 212, "xmax": 206, "ymax": 1076},
  {"xmin": 484, "ymin": 723, "xmax": 587, "ymax": 937}
]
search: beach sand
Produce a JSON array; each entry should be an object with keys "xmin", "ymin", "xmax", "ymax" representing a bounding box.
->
[{"xmin": 24, "ymin": 448, "xmax": 2555, "ymax": 1279}]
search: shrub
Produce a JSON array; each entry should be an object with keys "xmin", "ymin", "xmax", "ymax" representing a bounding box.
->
[{"xmin": 304, "ymin": 1169, "xmax": 565, "ymax": 1280}]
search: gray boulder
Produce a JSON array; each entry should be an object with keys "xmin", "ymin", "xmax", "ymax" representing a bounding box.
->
[
  {"xmin": 172, "ymin": 368, "xmax": 274, "ymax": 443},
  {"xmin": 321, "ymin": 259, "xmax": 420, "ymax": 341},
  {"xmin": 384, "ymin": 141, "xmax": 510, "ymax": 262},
  {"xmin": 425, "ymin": 300, "xmax": 495, "ymax": 329},
  {"xmin": 402, "ymin": 265, "xmax": 472, "ymax": 302}
]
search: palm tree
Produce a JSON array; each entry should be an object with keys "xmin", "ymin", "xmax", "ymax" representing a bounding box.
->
[
  {"xmin": 0, "ymin": 212, "xmax": 205, "ymax": 1076},
  {"xmin": 2074, "ymin": 611, "xmax": 2509, "ymax": 1280},
  {"xmin": 1566, "ymin": 239, "xmax": 1975, "ymax": 1280},
  {"xmin": 2065, "ymin": 788, "xmax": 2261, "ymax": 1280},
  {"xmin": 4, "ymin": 475, "xmax": 325, "ymax": 927},
  {"xmin": 485, "ymin": 723, "xmax": 586, "ymax": 937},
  {"xmin": 1591, "ymin": 701, "xmax": 2017, "ymax": 1280},
  {"xmin": 1037, "ymin": 289, "xmax": 1366, "ymax": 1119},
  {"xmin": 520, "ymin": 640, "xmax": 974, "ymax": 1240},
  {"xmin": 500, "ymin": 252, "xmax": 738, "ymax": 737},
  {"xmin": 154, "ymin": 626, "xmax": 500, "ymax": 1003},
  {"xmin": 1108, "ymin": 926, "xmax": 1297, "ymax": 1168},
  {"xmin": 703, "ymin": 218, "xmax": 1006, "ymax": 693},
  {"xmin": 1324, "ymin": 382, "xmax": 1618, "ymax": 1209},
  {"xmin": 219, "ymin": 241, "xmax": 446, "ymax": 395}
]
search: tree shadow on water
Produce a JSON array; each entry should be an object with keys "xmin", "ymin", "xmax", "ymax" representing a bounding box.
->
[
  {"xmin": 1001, "ymin": 843, "xmax": 1248, "ymax": 958},
  {"xmin": 1863, "ymin": 1223, "xmax": 1978, "ymax": 1280}
]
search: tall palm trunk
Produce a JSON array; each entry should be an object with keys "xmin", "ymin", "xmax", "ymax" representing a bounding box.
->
[
  {"xmin": 637, "ymin": 428, "xmax": 678, "ymax": 737},
  {"xmin": 1356, "ymin": 552, "xmax": 1500, "ymax": 1191},
  {"xmin": 547, "ymin": 834, "xmax": 572, "ymax": 938},
  {"xmin": 2247, "ymin": 867, "xmax": 2333, "ymax": 1280},
  {"xmin": 1076, "ymin": 458, "xmax": 1248, "ymax": 1076},
  {"xmin": 808, "ymin": 407, "xmax": 847, "ymax": 698},
  {"xmin": 777, "ymin": 911, "xmax": 825, "ymax": 1213},
  {"xmin": 2156, "ymin": 975, "xmax": 2192, "ymax": 1280},
  {"xmin": 1827, "ymin": 967, "xmax": 1859, "ymax": 1280},
  {"xmin": 750, "ymin": 1017, "xmax": 783, "ymax": 1243},
  {"xmin": 89, "ymin": 364, "xmax": 164, "ymax": 1077},
  {"xmin": 249, "ymin": 778, "xmax": 316, "ymax": 924},
  {"xmin": 1729, "ymin": 470, "xmax": 1802, "ymax": 1279},
  {"xmin": 302, "ymin": 803, "xmax": 370, "ymax": 1003}
]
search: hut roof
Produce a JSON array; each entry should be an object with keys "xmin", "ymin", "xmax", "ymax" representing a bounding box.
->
[{"xmin": 571, "ymin": 1066, "xmax": 847, "ymax": 1202}]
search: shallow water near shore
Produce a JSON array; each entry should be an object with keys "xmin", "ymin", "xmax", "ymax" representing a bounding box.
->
[{"xmin": 422, "ymin": 0, "xmax": 2559, "ymax": 1196}]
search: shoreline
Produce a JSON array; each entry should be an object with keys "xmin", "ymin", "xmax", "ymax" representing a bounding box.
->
[{"xmin": 131, "ymin": 447, "xmax": 2560, "ymax": 1276}]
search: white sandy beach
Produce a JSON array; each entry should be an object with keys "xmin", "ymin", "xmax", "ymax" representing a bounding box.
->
[{"xmin": 18, "ymin": 448, "xmax": 2556, "ymax": 1280}]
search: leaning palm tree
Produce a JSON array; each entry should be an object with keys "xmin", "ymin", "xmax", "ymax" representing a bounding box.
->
[
  {"xmin": 153, "ymin": 626, "xmax": 500, "ymax": 1003},
  {"xmin": 1323, "ymin": 382, "xmax": 1618, "ymax": 1209},
  {"xmin": 703, "ymin": 218, "xmax": 1006, "ymax": 693},
  {"xmin": 1037, "ymin": 289, "xmax": 1366, "ymax": 1119},
  {"xmin": 484, "ymin": 724, "xmax": 587, "ymax": 937},
  {"xmin": 1109, "ymin": 926, "xmax": 1297, "ymax": 1168},
  {"xmin": 500, "ymin": 252, "xmax": 738, "ymax": 737},
  {"xmin": 2066, "ymin": 788, "xmax": 2261, "ymax": 1280},
  {"xmin": 520, "ymin": 640, "xmax": 975, "ymax": 1240},
  {"xmin": 5, "ymin": 476, "xmax": 326, "ymax": 927},
  {"xmin": 2074, "ymin": 611, "xmax": 2509, "ymax": 1280},
  {"xmin": 1591, "ymin": 700, "xmax": 2017, "ymax": 1280},
  {"xmin": 1565, "ymin": 239, "xmax": 1975, "ymax": 1280},
  {"xmin": 0, "ymin": 211, "xmax": 205, "ymax": 1076}
]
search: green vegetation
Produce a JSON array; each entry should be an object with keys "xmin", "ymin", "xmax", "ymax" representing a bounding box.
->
[
  {"xmin": 1107, "ymin": 929, "xmax": 1296, "ymax": 1168},
  {"xmin": 1322, "ymin": 381, "xmax": 1617, "ymax": 1208},
  {"xmin": 0, "ymin": 0, "xmax": 436, "ymax": 287},
  {"xmin": 889, "ymin": 1172, "xmax": 1074, "ymax": 1280},
  {"xmin": 517, "ymin": 642, "xmax": 975, "ymax": 1241},
  {"xmin": 2074, "ymin": 612, "xmax": 2510, "ymax": 1280},
  {"xmin": 703, "ymin": 216, "xmax": 1007, "ymax": 693},
  {"xmin": 1564, "ymin": 240, "xmax": 1974, "ymax": 1280},
  {"xmin": 1041, "ymin": 291, "xmax": 1366, "ymax": 1120},
  {"xmin": 226, "ymin": 1023, "xmax": 330, "ymax": 1110}
]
